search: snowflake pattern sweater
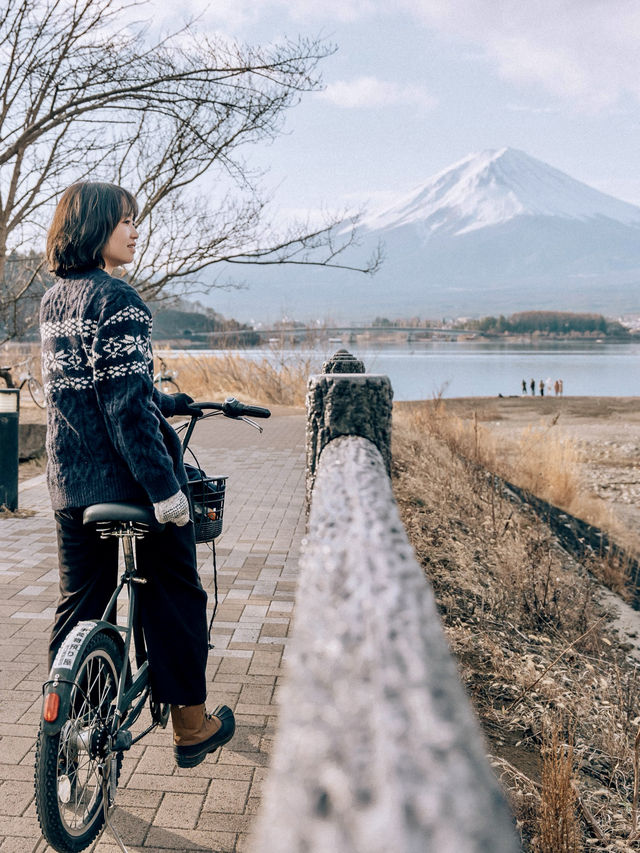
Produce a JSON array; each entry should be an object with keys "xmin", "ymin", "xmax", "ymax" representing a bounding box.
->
[{"xmin": 40, "ymin": 269, "xmax": 186, "ymax": 510}]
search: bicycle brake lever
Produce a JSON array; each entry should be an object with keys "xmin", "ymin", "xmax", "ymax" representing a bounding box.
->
[{"xmin": 239, "ymin": 416, "xmax": 263, "ymax": 433}]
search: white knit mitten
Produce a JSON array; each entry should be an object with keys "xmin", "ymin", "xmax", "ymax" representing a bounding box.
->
[{"xmin": 153, "ymin": 491, "xmax": 190, "ymax": 526}]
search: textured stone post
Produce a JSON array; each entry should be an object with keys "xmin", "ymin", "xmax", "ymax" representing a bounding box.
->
[
  {"xmin": 321, "ymin": 348, "xmax": 365, "ymax": 374},
  {"xmin": 306, "ymin": 351, "xmax": 393, "ymax": 506},
  {"xmin": 251, "ymin": 352, "xmax": 519, "ymax": 853},
  {"xmin": 252, "ymin": 436, "xmax": 520, "ymax": 853}
]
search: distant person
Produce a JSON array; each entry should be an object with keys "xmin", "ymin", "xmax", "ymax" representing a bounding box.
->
[
  {"xmin": 554, "ymin": 379, "xmax": 560, "ymax": 396},
  {"xmin": 539, "ymin": 379, "xmax": 544, "ymax": 397},
  {"xmin": 545, "ymin": 377, "xmax": 553, "ymax": 395},
  {"xmin": 522, "ymin": 379, "xmax": 527, "ymax": 394},
  {"xmin": 559, "ymin": 378, "xmax": 564, "ymax": 396},
  {"xmin": 530, "ymin": 378, "xmax": 535, "ymax": 396}
]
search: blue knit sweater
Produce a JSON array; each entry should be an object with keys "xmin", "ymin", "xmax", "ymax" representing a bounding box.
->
[{"xmin": 40, "ymin": 269, "xmax": 187, "ymax": 510}]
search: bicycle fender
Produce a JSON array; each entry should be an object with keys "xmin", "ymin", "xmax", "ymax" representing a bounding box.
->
[{"xmin": 41, "ymin": 620, "xmax": 124, "ymax": 735}]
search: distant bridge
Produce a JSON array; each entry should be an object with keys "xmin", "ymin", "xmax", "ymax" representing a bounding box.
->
[{"xmin": 181, "ymin": 325, "xmax": 473, "ymax": 343}]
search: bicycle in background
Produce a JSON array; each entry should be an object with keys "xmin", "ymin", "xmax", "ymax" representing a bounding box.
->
[
  {"xmin": 0, "ymin": 357, "xmax": 45, "ymax": 407},
  {"xmin": 153, "ymin": 356, "xmax": 179, "ymax": 394}
]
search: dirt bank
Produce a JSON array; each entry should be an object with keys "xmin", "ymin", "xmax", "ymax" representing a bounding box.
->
[{"xmin": 393, "ymin": 404, "xmax": 640, "ymax": 850}]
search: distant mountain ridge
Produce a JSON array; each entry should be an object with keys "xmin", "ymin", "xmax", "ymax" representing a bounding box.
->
[{"xmin": 206, "ymin": 148, "xmax": 640, "ymax": 323}]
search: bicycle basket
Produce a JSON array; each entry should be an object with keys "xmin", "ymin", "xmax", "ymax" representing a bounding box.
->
[{"xmin": 185, "ymin": 464, "xmax": 227, "ymax": 543}]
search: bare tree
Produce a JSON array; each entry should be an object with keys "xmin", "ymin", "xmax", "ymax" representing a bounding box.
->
[
  {"xmin": 0, "ymin": 253, "xmax": 49, "ymax": 344},
  {"xmin": 0, "ymin": 0, "xmax": 379, "ymax": 341}
]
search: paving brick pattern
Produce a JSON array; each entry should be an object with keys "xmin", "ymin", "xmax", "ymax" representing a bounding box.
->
[{"xmin": 0, "ymin": 411, "xmax": 306, "ymax": 852}]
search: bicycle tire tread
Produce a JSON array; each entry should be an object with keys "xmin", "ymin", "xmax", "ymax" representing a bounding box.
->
[{"xmin": 34, "ymin": 632, "xmax": 122, "ymax": 852}]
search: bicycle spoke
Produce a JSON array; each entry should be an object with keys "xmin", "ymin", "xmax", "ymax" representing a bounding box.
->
[{"xmin": 54, "ymin": 650, "xmax": 117, "ymax": 834}]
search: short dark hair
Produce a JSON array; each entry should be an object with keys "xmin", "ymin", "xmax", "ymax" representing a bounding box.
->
[{"xmin": 46, "ymin": 182, "xmax": 138, "ymax": 278}]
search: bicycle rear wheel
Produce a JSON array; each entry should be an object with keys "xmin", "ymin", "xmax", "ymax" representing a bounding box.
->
[
  {"xmin": 35, "ymin": 632, "xmax": 122, "ymax": 852},
  {"xmin": 28, "ymin": 376, "xmax": 46, "ymax": 408}
]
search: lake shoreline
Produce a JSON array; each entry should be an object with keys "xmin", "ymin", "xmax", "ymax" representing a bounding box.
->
[{"xmin": 154, "ymin": 341, "xmax": 640, "ymax": 399}]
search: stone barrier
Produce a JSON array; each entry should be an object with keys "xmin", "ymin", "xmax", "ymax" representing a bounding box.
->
[{"xmin": 252, "ymin": 354, "xmax": 519, "ymax": 853}]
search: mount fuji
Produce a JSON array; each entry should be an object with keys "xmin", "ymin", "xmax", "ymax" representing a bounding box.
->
[
  {"xmin": 361, "ymin": 147, "xmax": 640, "ymax": 236},
  {"xmin": 208, "ymin": 148, "xmax": 640, "ymax": 322}
]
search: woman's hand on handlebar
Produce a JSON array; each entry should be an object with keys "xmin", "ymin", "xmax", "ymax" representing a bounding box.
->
[
  {"xmin": 171, "ymin": 393, "xmax": 203, "ymax": 418},
  {"xmin": 195, "ymin": 398, "xmax": 271, "ymax": 419}
]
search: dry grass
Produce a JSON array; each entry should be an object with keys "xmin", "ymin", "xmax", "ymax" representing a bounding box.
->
[
  {"xmin": 535, "ymin": 726, "xmax": 581, "ymax": 853},
  {"xmin": 1, "ymin": 343, "xmax": 315, "ymax": 407},
  {"xmin": 0, "ymin": 505, "xmax": 36, "ymax": 518},
  {"xmin": 392, "ymin": 410, "xmax": 640, "ymax": 851},
  {"xmin": 155, "ymin": 350, "xmax": 315, "ymax": 407},
  {"xmin": 0, "ymin": 341, "xmax": 42, "ymax": 378},
  {"xmin": 403, "ymin": 398, "xmax": 630, "ymax": 549},
  {"xmin": 508, "ymin": 424, "xmax": 583, "ymax": 510},
  {"xmin": 405, "ymin": 397, "xmax": 583, "ymax": 508}
]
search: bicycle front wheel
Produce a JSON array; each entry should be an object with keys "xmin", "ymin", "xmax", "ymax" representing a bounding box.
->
[
  {"xmin": 35, "ymin": 632, "xmax": 122, "ymax": 852},
  {"xmin": 28, "ymin": 377, "xmax": 46, "ymax": 408}
]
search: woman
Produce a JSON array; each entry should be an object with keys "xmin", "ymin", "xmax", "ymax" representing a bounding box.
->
[{"xmin": 40, "ymin": 181, "xmax": 234, "ymax": 768}]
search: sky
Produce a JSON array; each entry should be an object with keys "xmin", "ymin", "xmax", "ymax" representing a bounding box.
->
[{"xmin": 142, "ymin": 0, "xmax": 640, "ymax": 223}]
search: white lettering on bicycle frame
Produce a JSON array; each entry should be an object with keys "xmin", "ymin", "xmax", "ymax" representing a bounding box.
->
[{"xmin": 53, "ymin": 621, "xmax": 97, "ymax": 670}]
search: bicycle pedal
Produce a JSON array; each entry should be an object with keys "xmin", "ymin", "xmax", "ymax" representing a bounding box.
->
[{"xmin": 131, "ymin": 577, "xmax": 147, "ymax": 584}]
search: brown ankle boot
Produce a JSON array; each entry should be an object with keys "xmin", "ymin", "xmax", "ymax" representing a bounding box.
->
[{"xmin": 171, "ymin": 704, "xmax": 235, "ymax": 768}]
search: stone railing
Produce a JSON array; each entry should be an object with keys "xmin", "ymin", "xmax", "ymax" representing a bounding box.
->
[{"xmin": 252, "ymin": 352, "xmax": 519, "ymax": 853}]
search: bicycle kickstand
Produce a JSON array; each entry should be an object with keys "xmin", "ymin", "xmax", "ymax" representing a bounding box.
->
[{"xmin": 99, "ymin": 757, "xmax": 129, "ymax": 853}]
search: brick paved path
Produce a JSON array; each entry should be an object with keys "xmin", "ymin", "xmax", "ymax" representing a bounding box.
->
[{"xmin": 0, "ymin": 410, "xmax": 306, "ymax": 852}]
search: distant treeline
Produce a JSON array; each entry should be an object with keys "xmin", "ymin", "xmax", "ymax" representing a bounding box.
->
[
  {"xmin": 151, "ymin": 301, "xmax": 259, "ymax": 346},
  {"xmin": 371, "ymin": 316, "xmax": 438, "ymax": 328},
  {"xmin": 464, "ymin": 311, "xmax": 631, "ymax": 337}
]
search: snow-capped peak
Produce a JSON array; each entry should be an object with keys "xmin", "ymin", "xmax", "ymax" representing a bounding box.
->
[{"xmin": 363, "ymin": 148, "xmax": 640, "ymax": 236}]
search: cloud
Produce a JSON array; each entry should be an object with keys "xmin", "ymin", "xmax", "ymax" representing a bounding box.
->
[
  {"xmin": 317, "ymin": 76, "xmax": 437, "ymax": 110},
  {"xmin": 505, "ymin": 103, "xmax": 561, "ymax": 115},
  {"xmin": 400, "ymin": 0, "xmax": 640, "ymax": 112},
  {"xmin": 146, "ymin": 0, "xmax": 640, "ymax": 113},
  {"xmin": 162, "ymin": 0, "xmax": 376, "ymax": 28},
  {"xmin": 272, "ymin": 0, "xmax": 376, "ymax": 23}
]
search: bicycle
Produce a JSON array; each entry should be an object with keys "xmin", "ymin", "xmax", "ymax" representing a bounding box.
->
[
  {"xmin": 0, "ymin": 357, "xmax": 45, "ymax": 407},
  {"xmin": 153, "ymin": 355, "xmax": 180, "ymax": 394},
  {"xmin": 34, "ymin": 397, "xmax": 271, "ymax": 853}
]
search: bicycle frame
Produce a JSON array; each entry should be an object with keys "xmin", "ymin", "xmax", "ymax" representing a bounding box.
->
[{"xmin": 100, "ymin": 522, "xmax": 155, "ymax": 746}]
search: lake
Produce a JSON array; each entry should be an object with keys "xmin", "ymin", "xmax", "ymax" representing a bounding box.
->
[{"xmin": 158, "ymin": 340, "xmax": 640, "ymax": 402}]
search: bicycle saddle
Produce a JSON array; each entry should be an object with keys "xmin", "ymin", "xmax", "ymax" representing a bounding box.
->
[{"xmin": 83, "ymin": 502, "xmax": 161, "ymax": 528}]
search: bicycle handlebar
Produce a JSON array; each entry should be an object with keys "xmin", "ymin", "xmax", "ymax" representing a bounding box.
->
[
  {"xmin": 179, "ymin": 397, "xmax": 270, "ymax": 453},
  {"xmin": 199, "ymin": 398, "xmax": 271, "ymax": 419}
]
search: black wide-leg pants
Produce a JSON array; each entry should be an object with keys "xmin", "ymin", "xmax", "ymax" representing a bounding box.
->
[{"xmin": 49, "ymin": 506, "xmax": 208, "ymax": 706}]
